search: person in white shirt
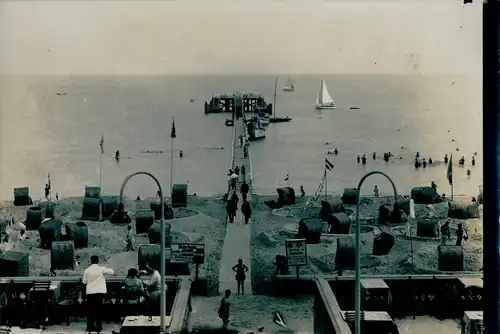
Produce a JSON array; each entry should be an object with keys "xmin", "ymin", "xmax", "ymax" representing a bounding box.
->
[{"xmin": 82, "ymin": 255, "xmax": 114, "ymax": 333}]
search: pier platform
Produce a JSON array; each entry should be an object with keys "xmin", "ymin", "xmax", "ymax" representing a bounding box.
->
[{"xmin": 218, "ymin": 116, "xmax": 252, "ymax": 295}]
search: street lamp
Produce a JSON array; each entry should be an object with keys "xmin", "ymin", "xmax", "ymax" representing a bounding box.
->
[
  {"xmin": 354, "ymin": 171, "xmax": 398, "ymax": 334},
  {"xmin": 109, "ymin": 172, "xmax": 168, "ymax": 333}
]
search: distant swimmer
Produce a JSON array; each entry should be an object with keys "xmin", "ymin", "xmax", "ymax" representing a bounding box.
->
[
  {"xmin": 372, "ymin": 152, "xmax": 376, "ymax": 160},
  {"xmin": 415, "ymin": 152, "xmax": 420, "ymax": 159},
  {"xmin": 474, "ymin": 152, "xmax": 477, "ymax": 156},
  {"xmin": 422, "ymin": 159, "xmax": 427, "ymax": 168},
  {"xmin": 115, "ymin": 150, "xmax": 120, "ymax": 160},
  {"xmin": 56, "ymin": 92, "xmax": 66, "ymax": 96},
  {"xmin": 428, "ymin": 157, "xmax": 433, "ymax": 164},
  {"xmin": 444, "ymin": 154, "xmax": 448, "ymax": 164},
  {"xmin": 327, "ymin": 150, "xmax": 335, "ymax": 155},
  {"xmin": 334, "ymin": 148, "xmax": 338, "ymax": 155},
  {"xmin": 190, "ymin": 99, "xmax": 196, "ymax": 103},
  {"xmin": 180, "ymin": 150, "xmax": 183, "ymax": 158},
  {"xmin": 471, "ymin": 157, "xmax": 475, "ymax": 166},
  {"xmin": 357, "ymin": 155, "xmax": 361, "ymax": 163},
  {"xmin": 459, "ymin": 156, "xmax": 465, "ymax": 166},
  {"xmin": 466, "ymin": 169, "xmax": 471, "ymax": 177},
  {"xmin": 414, "ymin": 158, "xmax": 421, "ymax": 169},
  {"xmin": 383, "ymin": 153, "xmax": 389, "ymax": 162},
  {"xmin": 361, "ymin": 154, "xmax": 367, "ymax": 165}
]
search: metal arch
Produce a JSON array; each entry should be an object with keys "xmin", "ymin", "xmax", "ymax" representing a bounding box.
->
[
  {"xmin": 117, "ymin": 171, "xmax": 167, "ymax": 331},
  {"xmin": 354, "ymin": 171, "xmax": 398, "ymax": 334},
  {"xmin": 118, "ymin": 171, "xmax": 163, "ymax": 201}
]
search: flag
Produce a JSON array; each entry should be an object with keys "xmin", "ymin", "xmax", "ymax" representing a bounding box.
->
[
  {"xmin": 284, "ymin": 173, "xmax": 289, "ymax": 182},
  {"xmin": 325, "ymin": 157, "xmax": 334, "ymax": 171},
  {"xmin": 170, "ymin": 117, "xmax": 176, "ymax": 139},
  {"xmin": 99, "ymin": 133, "xmax": 104, "ymax": 155},
  {"xmin": 446, "ymin": 154, "xmax": 453, "ymax": 185}
]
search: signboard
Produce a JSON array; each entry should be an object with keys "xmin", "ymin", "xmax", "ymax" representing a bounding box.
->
[
  {"xmin": 285, "ymin": 238, "xmax": 307, "ymax": 266},
  {"xmin": 170, "ymin": 243, "xmax": 205, "ymax": 264}
]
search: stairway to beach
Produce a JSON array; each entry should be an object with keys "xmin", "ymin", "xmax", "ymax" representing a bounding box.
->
[{"xmin": 218, "ymin": 115, "xmax": 252, "ymax": 295}]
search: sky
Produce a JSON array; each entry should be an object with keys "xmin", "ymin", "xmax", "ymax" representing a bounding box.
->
[{"xmin": 0, "ymin": 0, "xmax": 482, "ymax": 75}]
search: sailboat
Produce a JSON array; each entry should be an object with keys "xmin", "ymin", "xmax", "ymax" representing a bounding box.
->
[
  {"xmin": 315, "ymin": 79, "xmax": 338, "ymax": 110},
  {"xmin": 269, "ymin": 76, "xmax": 292, "ymax": 123},
  {"xmin": 283, "ymin": 77, "xmax": 295, "ymax": 92}
]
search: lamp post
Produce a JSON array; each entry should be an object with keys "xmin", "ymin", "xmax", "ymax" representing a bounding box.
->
[
  {"xmin": 109, "ymin": 172, "xmax": 167, "ymax": 333},
  {"xmin": 354, "ymin": 171, "xmax": 398, "ymax": 334}
]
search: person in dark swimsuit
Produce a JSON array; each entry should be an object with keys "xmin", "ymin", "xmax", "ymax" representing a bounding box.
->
[{"xmin": 232, "ymin": 258, "xmax": 249, "ymax": 295}]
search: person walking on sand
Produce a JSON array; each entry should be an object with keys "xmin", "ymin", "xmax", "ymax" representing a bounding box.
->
[
  {"xmin": 240, "ymin": 181, "xmax": 249, "ymax": 201},
  {"xmin": 440, "ymin": 221, "xmax": 451, "ymax": 245},
  {"xmin": 218, "ymin": 289, "xmax": 231, "ymax": 331},
  {"xmin": 83, "ymin": 255, "xmax": 114, "ymax": 333},
  {"xmin": 456, "ymin": 223, "xmax": 468, "ymax": 246},
  {"xmin": 232, "ymin": 259, "xmax": 249, "ymax": 295},
  {"xmin": 125, "ymin": 225, "xmax": 135, "ymax": 251},
  {"xmin": 241, "ymin": 199, "xmax": 252, "ymax": 224},
  {"xmin": 373, "ymin": 185, "xmax": 379, "ymax": 197}
]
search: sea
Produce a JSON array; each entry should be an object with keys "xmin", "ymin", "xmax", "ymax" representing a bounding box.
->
[{"xmin": 0, "ymin": 74, "xmax": 482, "ymax": 201}]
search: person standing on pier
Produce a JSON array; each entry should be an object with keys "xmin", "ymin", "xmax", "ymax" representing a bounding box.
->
[
  {"xmin": 241, "ymin": 199, "xmax": 251, "ymax": 224},
  {"xmin": 440, "ymin": 222, "xmax": 451, "ymax": 245},
  {"xmin": 231, "ymin": 193, "xmax": 239, "ymax": 216},
  {"xmin": 232, "ymin": 259, "xmax": 249, "ymax": 294},
  {"xmin": 226, "ymin": 198, "xmax": 236, "ymax": 223},
  {"xmin": 240, "ymin": 181, "xmax": 249, "ymax": 201},
  {"xmin": 125, "ymin": 225, "xmax": 135, "ymax": 251},
  {"xmin": 456, "ymin": 223, "xmax": 468, "ymax": 246},
  {"xmin": 241, "ymin": 165, "xmax": 246, "ymax": 182},
  {"xmin": 83, "ymin": 255, "xmax": 115, "ymax": 333}
]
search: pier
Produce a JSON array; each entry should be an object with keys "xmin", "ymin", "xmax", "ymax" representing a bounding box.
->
[{"xmin": 218, "ymin": 113, "xmax": 252, "ymax": 295}]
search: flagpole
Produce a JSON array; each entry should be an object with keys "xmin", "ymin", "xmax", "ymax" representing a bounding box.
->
[
  {"xmin": 170, "ymin": 137, "xmax": 174, "ymax": 198},
  {"xmin": 99, "ymin": 133, "xmax": 104, "ymax": 191},
  {"xmin": 325, "ymin": 167, "xmax": 328, "ymax": 202}
]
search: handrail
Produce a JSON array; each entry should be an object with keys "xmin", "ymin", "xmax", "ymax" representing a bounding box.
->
[
  {"xmin": 0, "ymin": 275, "xmax": 185, "ymax": 285},
  {"xmin": 168, "ymin": 277, "xmax": 192, "ymax": 334},
  {"xmin": 275, "ymin": 273, "xmax": 483, "ymax": 282},
  {"xmin": 315, "ymin": 277, "xmax": 352, "ymax": 334}
]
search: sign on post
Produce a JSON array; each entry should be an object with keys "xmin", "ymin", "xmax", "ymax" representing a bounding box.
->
[
  {"xmin": 285, "ymin": 238, "xmax": 307, "ymax": 280},
  {"xmin": 170, "ymin": 243, "xmax": 205, "ymax": 264}
]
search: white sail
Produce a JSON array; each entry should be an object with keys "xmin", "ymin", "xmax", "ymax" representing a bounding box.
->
[
  {"xmin": 283, "ymin": 77, "xmax": 294, "ymax": 91},
  {"xmin": 318, "ymin": 80, "xmax": 334, "ymax": 104},
  {"xmin": 315, "ymin": 79, "xmax": 337, "ymax": 109}
]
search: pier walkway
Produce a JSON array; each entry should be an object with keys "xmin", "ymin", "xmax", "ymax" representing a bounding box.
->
[{"xmin": 218, "ymin": 117, "xmax": 252, "ymax": 295}]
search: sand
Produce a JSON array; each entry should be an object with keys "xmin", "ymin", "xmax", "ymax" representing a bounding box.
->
[
  {"xmin": 0, "ymin": 195, "xmax": 228, "ymax": 295},
  {"xmin": 0, "ymin": 193, "xmax": 482, "ymax": 297},
  {"xmin": 250, "ymin": 194, "xmax": 482, "ymax": 294}
]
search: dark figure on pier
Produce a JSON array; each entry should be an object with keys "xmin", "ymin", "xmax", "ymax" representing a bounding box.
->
[
  {"xmin": 444, "ymin": 154, "xmax": 448, "ymax": 164},
  {"xmin": 471, "ymin": 157, "xmax": 475, "ymax": 166},
  {"xmin": 333, "ymin": 148, "xmax": 338, "ymax": 155},
  {"xmin": 361, "ymin": 154, "xmax": 367, "ymax": 165},
  {"xmin": 428, "ymin": 157, "xmax": 433, "ymax": 164},
  {"xmin": 179, "ymin": 150, "xmax": 183, "ymax": 158},
  {"xmin": 300, "ymin": 186, "xmax": 305, "ymax": 197},
  {"xmin": 243, "ymin": 146, "xmax": 248, "ymax": 158},
  {"xmin": 431, "ymin": 181, "xmax": 437, "ymax": 191},
  {"xmin": 231, "ymin": 193, "xmax": 239, "ymax": 217},
  {"xmin": 378, "ymin": 205, "xmax": 390, "ymax": 225},
  {"xmin": 230, "ymin": 174, "xmax": 237, "ymax": 190},
  {"xmin": 456, "ymin": 223, "xmax": 468, "ymax": 246},
  {"xmin": 440, "ymin": 221, "xmax": 451, "ymax": 245},
  {"xmin": 234, "ymin": 166, "xmax": 240, "ymax": 175},
  {"xmin": 241, "ymin": 200, "xmax": 252, "ymax": 224},
  {"xmin": 232, "ymin": 259, "xmax": 249, "ymax": 294},
  {"xmin": 136, "ymin": 196, "xmax": 141, "ymax": 201},
  {"xmin": 240, "ymin": 181, "xmax": 249, "ymax": 201},
  {"xmin": 471, "ymin": 197, "xmax": 477, "ymax": 203},
  {"xmin": 422, "ymin": 159, "xmax": 427, "ymax": 168},
  {"xmin": 357, "ymin": 155, "xmax": 361, "ymax": 163},
  {"xmin": 115, "ymin": 150, "xmax": 120, "ymax": 160},
  {"xmin": 373, "ymin": 152, "xmax": 376, "ymax": 160},
  {"xmin": 239, "ymin": 135, "xmax": 243, "ymax": 147},
  {"xmin": 459, "ymin": 156, "xmax": 465, "ymax": 165},
  {"xmin": 228, "ymin": 169, "xmax": 233, "ymax": 176},
  {"xmin": 49, "ymin": 267, "xmax": 56, "ymax": 277},
  {"xmin": 44, "ymin": 184, "xmax": 50, "ymax": 199},
  {"xmin": 466, "ymin": 169, "xmax": 471, "ymax": 177},
  {"xmin": 226, "ymin": 199, "xmax": 235, "ymax": 223},
  {"xmin": 241, "ymin": 165, "xmax": 246, "ymax": 182},
  {"xmin": 55, "ymin": 193, "xmax": 59, "ymax": 201}
]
